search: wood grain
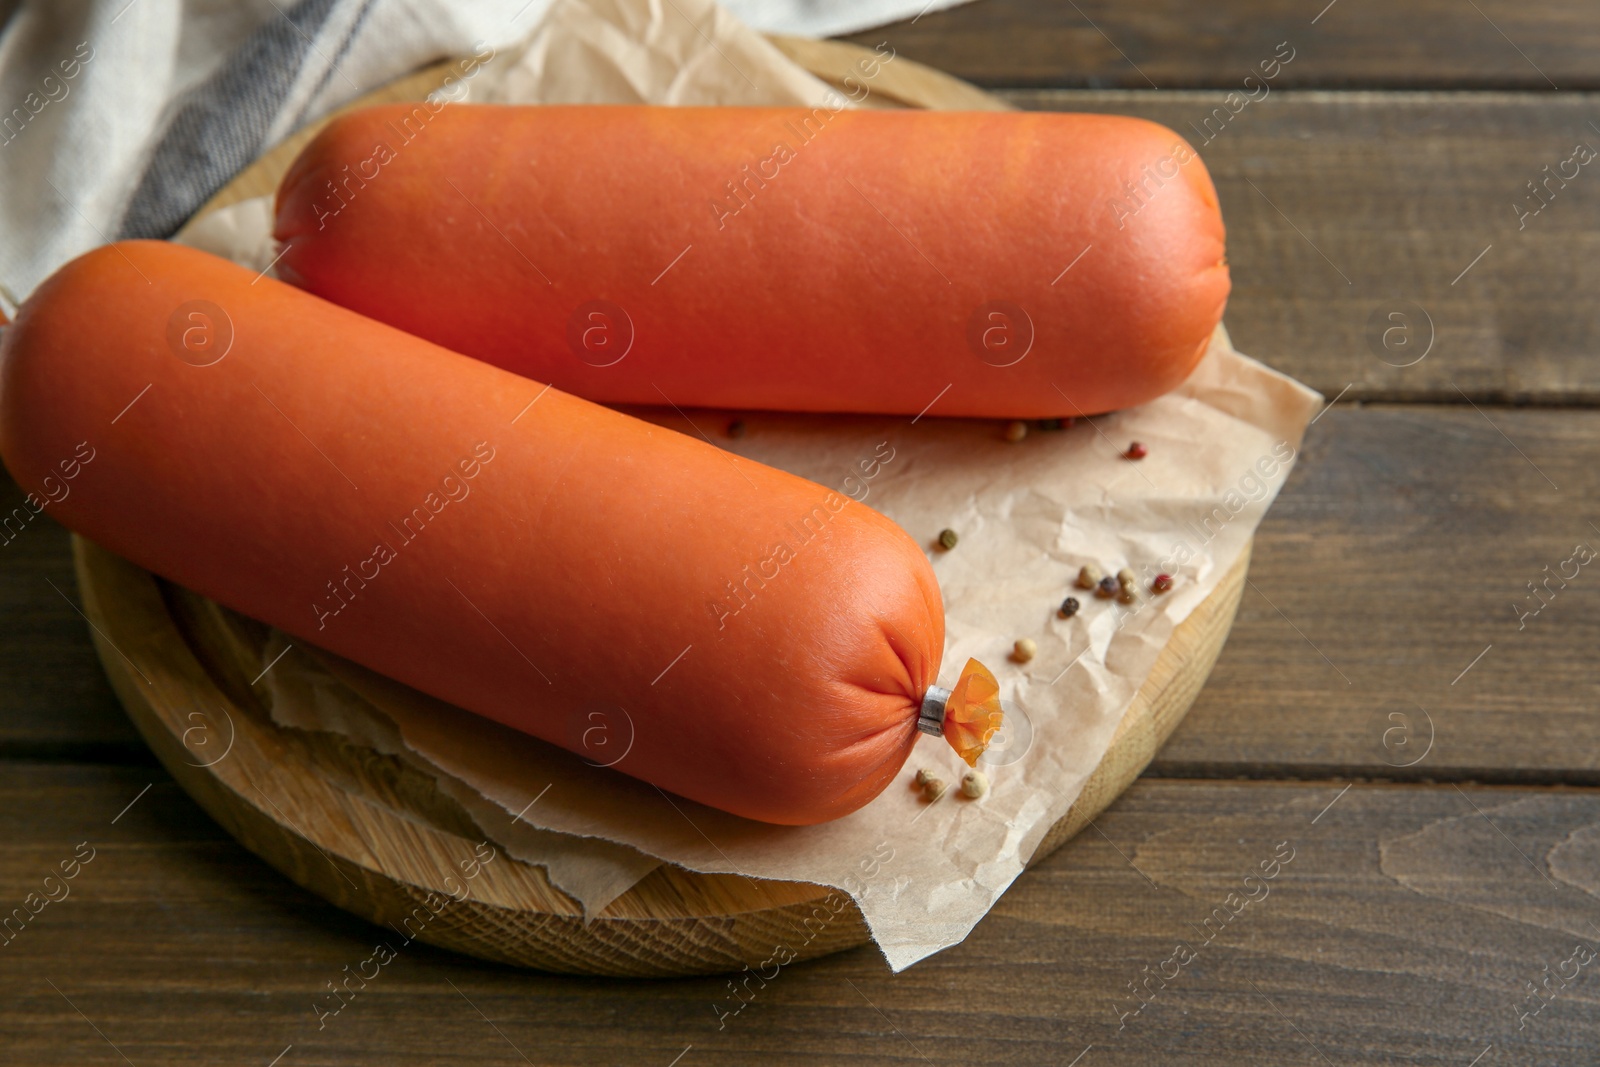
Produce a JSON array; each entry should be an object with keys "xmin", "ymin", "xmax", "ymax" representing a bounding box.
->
[
  {"xmin": 1, "ymin": 2, "xmax": 1595, "ymax": 1058},
  {"xmin": 1157, "ymin": 404, "xmax": 1600, "ymax": 782},
  {"xmin": 3, "ymin": 6, "xmax": 1587, "ymax": 1062},
  {"xmin": 999, "ymin": 89, "xmax": 1600, "ymax": 403},
  {"xmin": 0, "ymin": 478, "xmax": 142, "ymax": 759},
  {"xmin": 839, "ymin": 0, "xmax": 1599, "ymax": 91},
  {"xmin": 8, "ymin": 767, "xmax": 1598, "ymax": 1065}
]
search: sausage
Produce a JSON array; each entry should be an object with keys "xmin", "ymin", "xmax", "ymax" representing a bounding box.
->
[
  {"xmin": 274, "ymin": 104, "xmax": 1229, "ymax": 419},
  {"xmin": 0, "ymin": 240, "xmax": 948, "ymax": 825}
]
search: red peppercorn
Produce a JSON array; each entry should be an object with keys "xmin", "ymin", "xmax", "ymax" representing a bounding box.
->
[
  {"xmin": 1125, "ymin": 442, "xmax": 1147, "ymax": 460},
  {"xmin": 1152, "ymin": 573, "xmax": 1174, "ymax": 594}
]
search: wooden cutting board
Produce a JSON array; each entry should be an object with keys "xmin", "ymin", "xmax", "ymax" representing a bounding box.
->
[{"xmin": 74, "ymin": 41, "xmax": 1251, "ymax": 977}]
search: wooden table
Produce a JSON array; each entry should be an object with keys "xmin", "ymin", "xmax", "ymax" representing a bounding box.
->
[{"xmin": 5, "ymin": 2, "xmax": 1597, "ymax": 1063}]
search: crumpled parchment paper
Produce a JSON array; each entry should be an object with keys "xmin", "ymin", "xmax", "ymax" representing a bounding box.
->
[{"xmin": 178, "ymin": 0, "xmax": 1322, "ymax": 971}]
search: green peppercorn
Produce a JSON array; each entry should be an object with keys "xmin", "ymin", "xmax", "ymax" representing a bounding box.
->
[{"xmin": 938, "ymin": 528, "xmax": 959, "ymax": 551}]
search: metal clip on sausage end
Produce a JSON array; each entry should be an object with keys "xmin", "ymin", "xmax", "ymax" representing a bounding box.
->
[
  {"xmin": 916, "ymin": 686, "xmax": 951, "ymax": 736},
  {"xmin": 917, "ymin": 658, "xmax": 1004, "ymax": 767}
]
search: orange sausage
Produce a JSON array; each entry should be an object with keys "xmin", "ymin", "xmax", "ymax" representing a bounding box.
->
[
  {"xmin": 0, "ymin": 241, "xmax": 945, "ymax": 825},
  {"xmin": 274, "ymin": 105, "xmax": 1229, "ymax": 419}
]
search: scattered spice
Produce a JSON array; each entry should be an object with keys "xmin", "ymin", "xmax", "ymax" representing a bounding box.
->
[
  {"xmin": 1096, "ymin": 575, "xmax": 1119, "ymax": 599},
  {"xmin": 727, "ymin": 419, "xmax": 746, "ymax": 439},
  {"xmin": 937, "ymin": 528, "xmax": 960, "ymax": 551},
  {"xmin": 1076, "ymin": 564, "xmax": 1102, "ymax": 590},
  {"xmin": 1125, "ymin": 441, "xmax": 1147, "ymax": 460},
  {"xmin": 1011, "ymin": 637, "xmax": 1037, "ymax": 663},
  {"xmin": 914, "ymin": 768, "xmax": 932, "ymax": 788},
  {"xmin": 1152, "ymin": 573, "xmax": 1174, "ymax": 594},
  {"xmin": 921, "ymin": 776, "xmax": 947, "ymax": 801},
  {"xmin": 960, "ymin": 770, "xmax": 989, "ymax": 799},
  {"xmin": 1058, "ymin": 596, "xmax": 1080, "ymax": 618},
  {"xmin": 1116, "ymin": 568, "xmax": 1136, "ymax": 590},
  {"xmin": 1035, "ymin": 418, "xmax": 1064, "ymax": 432},
  {"xmin": 1004, "ymin": 420, "xmax": 1028, "ymax": 443},
  {"xmin": 1118, "ymin": 586, "xmax": 1137, "ymax": 605}
]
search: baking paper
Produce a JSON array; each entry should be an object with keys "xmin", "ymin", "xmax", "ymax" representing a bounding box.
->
[{"xmin": 176, "ymin": 0, "xmax": 1321, "ymax": 970}]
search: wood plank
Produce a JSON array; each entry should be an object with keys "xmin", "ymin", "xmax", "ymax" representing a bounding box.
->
[
  {"xmin": 6, "ymin": 766, "xmax": 1599, "ymax": 1064},
  {"xmin": 3, "ymin": 403, "xmax": 1596, "ymax": 780},
  {"xmin": 1157, "ymin": 403, "xmax": 1599, "ymax": 781},
  {"xmin": 997, "ymin": 89, "xmax": 1600, "ymax": 403},
  {"xmin": 840, "ymin": 0, "xmax": 1599, "ymax": 91},
  {"xmin": 0, "ymin": 476, "xmax": 143, "ymax": 759}
]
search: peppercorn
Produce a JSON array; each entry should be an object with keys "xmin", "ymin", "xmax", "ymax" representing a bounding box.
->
[
  {"xmin": 1116, "ymin": 568, "xmax": 1136, "ymax": 589},
  {"xmin": 727, "ymin": 419, "xmax": 746, "ymax": 438},
  {"xmin": 914, "ymin": 768, "xmax": 932, "ymax": 788},
  {"xmin": 1077, "ymin": 565, "xmax": 1102, "ymax": 590},
  {"xmin": 1096, "ymin": 575, "xmax": 1119, "ymax": 599},
  {"xmin": 1004, "ymin": 420, "xmax": 1028, "ymax": 443},
  {"xmin": 1012, "ymin": 637, "xmax": 1037, "ymax": 663},
  {"xmin": 1125, "ymin": 441, "xmax": 1147, "ymax": 460},
  {"xmin": 1152, "ymin": 573, "xmax": 1174, "ymax": 594},
  {"xmin": 1119, "ymin": 587, "xmax": 1137, "ymax": 604},
  {"xmin": 921, "ymin": 776, "xmax": 947, "ymax": 801},
  {"xmin": 1059, "ymin": 596, "xmax": 1080, "ymax": 618},
  {"xmin": 937, "ymin": 528, "xmax": 959, "ymax": 551},
  {"xmin": 960, "ymin": 770, "xmax": 989, "ymax": 799}
]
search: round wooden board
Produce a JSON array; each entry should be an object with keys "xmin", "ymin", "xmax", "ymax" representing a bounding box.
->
[{"xmin": 80, "ymin": 42, "xmax": 1249, "ymax": 977}]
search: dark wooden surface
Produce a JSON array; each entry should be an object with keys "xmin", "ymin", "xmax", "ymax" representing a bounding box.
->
[
  {"xmin": 842, "ymin": 0, "xmax": 1598, "ymax": 90},
  {"xmin": 9, "ymin": 769, "xmax": 1600, "ymax": 1065},
  {"xmin": 4, "ymin": 2, "xmax": 1598, "ymax": 1064},
  {"xmin": 1003, "ymin": 90, "xmax": 1600, "ymax": 404}
]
